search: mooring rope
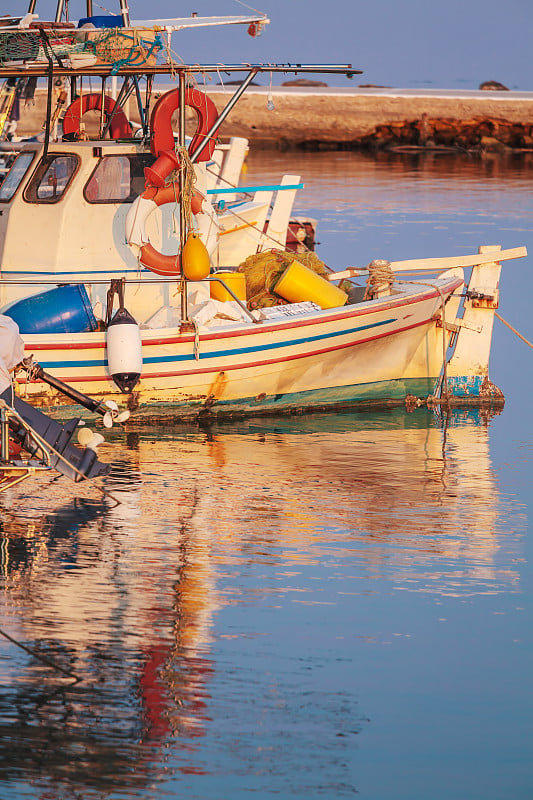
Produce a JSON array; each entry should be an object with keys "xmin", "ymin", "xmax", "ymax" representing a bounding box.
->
[
  {"xmin": 0, "ymin": 626, "xmax": 81, "ymax": 683},
  {"xmin": 384, "ymin": 278, "xmax": 451, "ymax": 402},
  {"xmin": 495, "ymin": 311, "xmax": 533, "ymax": 349},
  {"xmin": 175, "ymin": 144, "xmax": 197, "ymax": 237},
  {"xmin": 364, "ymin": 259, "xmax": 394, "ymax": 300}
]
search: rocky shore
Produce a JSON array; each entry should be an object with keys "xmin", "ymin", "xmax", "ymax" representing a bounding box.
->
[
  {"xmin": 203, "ymin": 87, "xmax": 533, "ymax": 153},
  {"xmin": 15, "ymin": 85, "xmax": 533, "ymax": 153}
]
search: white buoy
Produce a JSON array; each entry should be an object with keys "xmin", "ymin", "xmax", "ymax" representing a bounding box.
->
[{"xmin": 106, "ymin": 307, "xmax": 142, "ymax": 393}]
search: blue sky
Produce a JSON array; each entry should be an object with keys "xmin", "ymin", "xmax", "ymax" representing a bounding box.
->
[{"xmin": 12, "ymin": 0, "xmax": 533, "ymax": 89}]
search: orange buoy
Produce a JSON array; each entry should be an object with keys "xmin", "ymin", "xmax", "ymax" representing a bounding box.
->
[
  {"xmin": 125, "ymin": 182, "xmax": 207, "ymax": 276},
  {"xmin": 182, "ymin": 232, "xmax": 211, "ymax": 281}
]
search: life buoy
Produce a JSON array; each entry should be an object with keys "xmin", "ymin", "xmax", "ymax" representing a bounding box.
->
[
  {"xmin": 8, "ymin": 438, "xmax": 21, "ymax": 458},
  {"xmin": 62, "ymin": 93, "xmax": 132, "ymax": 140},
  {"xmin": 125, "ymin": 182, "xmax": 205, "ymax": 276},
  {"xmin": 0, "ymin": 437, "xmax": 21, "ymax": 467},
  {"xmin": 145, "ymin": 87, "xmax": 219, "ymax": 187}
]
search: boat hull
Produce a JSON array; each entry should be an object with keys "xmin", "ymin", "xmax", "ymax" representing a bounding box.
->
[{"xmin": 16, "ymin": 278, "xmax": 464, "ymax": 422}]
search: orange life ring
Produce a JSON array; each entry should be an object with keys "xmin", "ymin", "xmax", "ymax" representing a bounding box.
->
[
  {"xmin": 62, "ymin": 93, "xmax": 132, "ymax": 140},
  {"xmin": 125, "ymin": 182, "xmax": 204, "ymax": 276},
  {"xmin": 145, "ymin": 87, "xmax": 219, "ymax": 187}
]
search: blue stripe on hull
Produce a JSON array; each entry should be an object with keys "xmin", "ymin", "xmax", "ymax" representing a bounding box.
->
[{"xmin": 35, "ymin": 316, "xmax": 398, "ymax": 370}]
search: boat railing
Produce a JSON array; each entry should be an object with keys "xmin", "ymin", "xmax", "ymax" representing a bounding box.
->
[{"xmin": 0, "ymin": 274, "xmax": 259, "ymax": 323}]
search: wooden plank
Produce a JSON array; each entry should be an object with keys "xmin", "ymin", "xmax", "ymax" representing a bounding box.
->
[{"xmin": 328, "ymin": 246, "xmax": 528, "ymax": 281}]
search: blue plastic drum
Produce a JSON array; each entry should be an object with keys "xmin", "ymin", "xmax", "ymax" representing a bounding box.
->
[{"xmin": 3, "ymin": 284, "xmax": 98, "ymax": 334}]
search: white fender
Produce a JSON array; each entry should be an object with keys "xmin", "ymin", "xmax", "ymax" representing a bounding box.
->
[{"xmin": 106, "ymin": 308, "xmax": 142, "ymax": 394}]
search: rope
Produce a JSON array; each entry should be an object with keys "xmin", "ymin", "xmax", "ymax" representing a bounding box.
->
[
  {"xmin": 367, "ymin": 275, "xmax": 451, "ymax": 401},
  {"xmin": 399, "ymin": 279, "xmax": 450, "ymax": 401},
  {"xmin": 364, "ymin": 259, "xmax": 394, "ymax": 300},
  {"xmin": 174, "ymin": 144, "xmax": 197, "ymax": 238},
  {"xmin": 192, "ymin": 318, "xmax": 201, "ymax": 360},
  {"xmin": 0, "ymin": 627, "xmax": 81, "ymax": 683},
  {"xmin": 495, "ymin": 311, "xmax": 533, "ymax": 349}
]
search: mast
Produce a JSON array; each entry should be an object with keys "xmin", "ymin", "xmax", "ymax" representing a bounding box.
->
[
  {"xmin": 178, "ymin": 71, "xmax": 189, "ymax": 327},
  {"xmin": 119, "ymin": 0, "xmax": 131, "ymax": 27},
  {"xmin": 55, "ymin": 0, "xmax": 65, "ymax": 23}
]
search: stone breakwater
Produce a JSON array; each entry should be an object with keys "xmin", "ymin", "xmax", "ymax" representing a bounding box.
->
[
  {"xmin": 203, "ymin": 87, "xmax": 533, "ymax": 152},
  {"xmin": 17, "ymin": 86, "xmax": 533, "ymax": 152}
]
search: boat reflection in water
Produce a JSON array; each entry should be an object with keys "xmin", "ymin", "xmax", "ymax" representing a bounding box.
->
[{"xmin": 0, "ymin": 407, "xmax": 521, "ymax": 796}]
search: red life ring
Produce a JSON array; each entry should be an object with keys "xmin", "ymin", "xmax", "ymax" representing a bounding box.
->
[
  {"xmin": 125, "ymin": 182, "xmax": 204, "ymax": 276},
  {"xmin": 9, "ymin": 438, "xmax": 21, "ymax": 458},
  {"xmin": 0, "ymin": 437, "xmax": 21, "ymax": 460},
  {"xmin": 62, "ymin": 93, "xmax": 132, "ymax": 140},
  {"xmin": 145, "ymin": 87, "xmax": 219, "ymax": 187}
]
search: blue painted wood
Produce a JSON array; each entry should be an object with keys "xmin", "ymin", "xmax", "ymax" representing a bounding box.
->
[{"xmin": 206, "ymin": 183, "xmax": 304, "ymax": 195}]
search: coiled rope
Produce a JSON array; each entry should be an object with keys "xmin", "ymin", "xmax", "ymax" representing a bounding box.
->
[{"xmin": 364, "ymin": 259, "xmax": 394, "ymax": 300}]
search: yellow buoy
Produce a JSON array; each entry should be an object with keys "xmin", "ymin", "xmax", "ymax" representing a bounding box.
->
[
  {"xmin": 182, "ymin": 232, "xmax": 211, "ymax": 281},
  {"xmin": 273, "ymin": 260, "xmax": 348, "ymax": 309}
]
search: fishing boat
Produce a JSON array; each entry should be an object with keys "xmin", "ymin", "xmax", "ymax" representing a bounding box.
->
[{"xmin": 0, "ymin": 6, "xmax": 527, "ymax": 423}]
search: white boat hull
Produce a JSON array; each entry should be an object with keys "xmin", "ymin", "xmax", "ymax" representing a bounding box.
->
[{"xmin": 16, "ymin": 277, "xmax": 463, "ymax": 421}]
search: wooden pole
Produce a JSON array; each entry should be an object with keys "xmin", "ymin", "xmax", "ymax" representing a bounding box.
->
[
  {"xmin": 328, "ymin": 246, "xmax": 527, "ymax": 281},
  {"xmin": 178, "ymin": 72, "xmax": 189, "ymax": 327}
]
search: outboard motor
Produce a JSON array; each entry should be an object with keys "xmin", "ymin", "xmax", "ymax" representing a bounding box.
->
[{"xmin": 0, "ymin": 388, "xmax": 108, "ymax": 482}]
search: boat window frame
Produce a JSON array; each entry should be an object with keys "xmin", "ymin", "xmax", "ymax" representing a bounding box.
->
[
  {"xmin": 0, "ymin": 151, "xmax": 36, "ymax": 203},
  {"xmin": 22, "ymin": 152, "xmax": 81, "ymax": 204},
  {"xmin": 83, "ymin": 153, "xmax": 156, "ymax": 204}
]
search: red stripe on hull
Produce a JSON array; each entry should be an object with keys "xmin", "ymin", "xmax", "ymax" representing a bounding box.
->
[{"xmin": 21, "ymin": 315, "xmax": 435, "ymax": 385}]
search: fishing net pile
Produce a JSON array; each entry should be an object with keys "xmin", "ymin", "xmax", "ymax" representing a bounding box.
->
[
  {"xmin": 81, "ymin": 27, "xmax": 163, "ymax": 71},
  {"xmin": 0, "ymin": 26, "xmax": 162, "ymax": 72},
  {"xmin": 238, "ymin": 249, "xmax": 330, "ymax": 309}
]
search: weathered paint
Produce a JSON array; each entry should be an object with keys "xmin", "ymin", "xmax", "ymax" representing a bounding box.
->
[{"xmin": 16, "ymin": 276, "xmax": 463, "ymax": 420}]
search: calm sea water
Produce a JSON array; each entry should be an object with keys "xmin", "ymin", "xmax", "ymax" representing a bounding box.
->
[{"xmin": 0, "ymin": 151, "xmax": 532, "ymax": 800}]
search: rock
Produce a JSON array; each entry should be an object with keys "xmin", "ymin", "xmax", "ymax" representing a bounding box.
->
[
  {"xmin": 479, "ymin": 80, "xmax": 509, "ymax": 91},
  {"xmin": 480, "ymin": 136, "xmax": 511, "ymax": 153},
  {"xmin": 281, "ymin": 79, "xmax": 328, "ymax": 87}
]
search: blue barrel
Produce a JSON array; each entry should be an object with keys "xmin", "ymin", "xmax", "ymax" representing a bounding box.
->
[{"xmin": 4, "ymin": 285, "xmax": 98, "ymax": 334}]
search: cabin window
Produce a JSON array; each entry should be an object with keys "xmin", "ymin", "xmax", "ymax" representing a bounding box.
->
[
  {"xmin": 84, "ymin": 154, "xmax": 155, "ymax": 203},
  {"xmin": 23, "ymin": 154, "xmax": 79, "ymax": 203},
  {"xmin": 0, "ymin": 152, "xmax": 35, "ymax": 202}
]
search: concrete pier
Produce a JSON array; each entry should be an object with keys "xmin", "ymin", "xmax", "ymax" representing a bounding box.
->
[
  {"xmin": 203, "ymin": 87, "xmax": 533, "ymax": 147},
  {"xmin": 15, "ymin": 86, "xmax": 533, "ymax": 149}
]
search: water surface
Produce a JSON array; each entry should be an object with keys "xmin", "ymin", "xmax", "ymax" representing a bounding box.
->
[{"xmin": 1, "ymin": 151, "xmax": 532, "ymax": 799}]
